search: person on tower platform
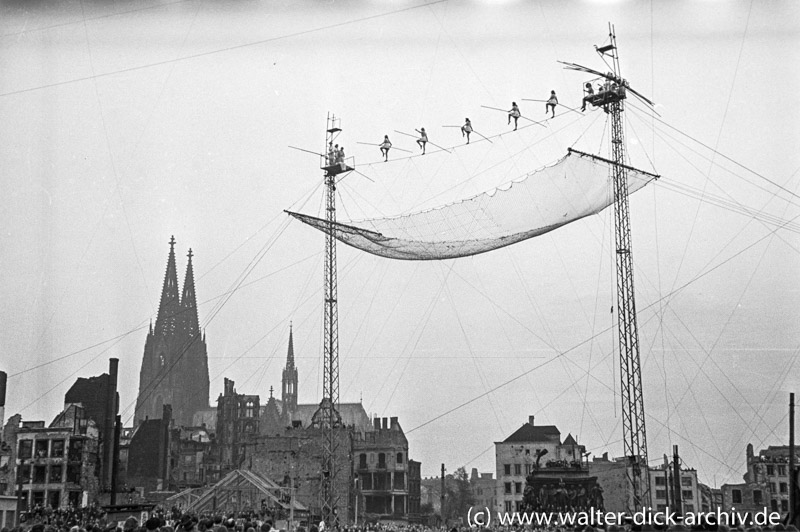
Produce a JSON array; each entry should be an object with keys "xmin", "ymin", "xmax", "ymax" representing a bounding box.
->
[
  {"xmin": 461, "ymin": 118, "xmax": 473, "ymax": 144},
  {"xmin": 379, "ymin": 135, "xmax": 392, "ymax": 161},
  {"xmin": 337, "ymin": 146, "xmax": 346, "ymax": 170},
  {"xmin": 546, "ymin": 90, "xmax": 558, "ymax": 118},
  {"xmin": 580, "ymin": 83, "xmax": 594, "ymax": 112},
  {"xmin": 508, "ymin": 102, "xmax": 521, "ymax": 130},
  {"xmin": 327, "ymin": 142, "xmax": 336, "ymax": 165},
  {"xmin": 416, "ymin": 127, "xmax": 428, "ymax": 154}
]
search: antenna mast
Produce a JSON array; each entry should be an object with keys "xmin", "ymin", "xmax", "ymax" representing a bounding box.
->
[
  {"xmin": 317, "ymin": 113, "xmax": 352, "ymax": 525},
  {"xmin": 565, "ymin": 24, "xmax": 651, "ymax": 511}
]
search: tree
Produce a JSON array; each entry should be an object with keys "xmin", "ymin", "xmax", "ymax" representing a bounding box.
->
[{"xmin": 444, "ymin": 467, "xmax": 476, "ymax": 522}]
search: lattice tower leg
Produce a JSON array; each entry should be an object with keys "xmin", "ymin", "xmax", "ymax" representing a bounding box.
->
[
  {"xmin": 610, "ymin": 100, "xmax": 650, "ymax": 512},
  {"xmin": 321, "ymin": 116, "xmax": 341, "ymax": 525}
]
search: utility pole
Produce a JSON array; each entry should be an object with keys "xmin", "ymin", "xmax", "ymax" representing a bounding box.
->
[
  {"xmin": 562, "ymin": 24, "xmax": 653, "ymax": 511},
  {"xmin": 110, "ymin": 414, "xmax": 121, "ymax": 505},
  {"xmin": 290, "ymin": 473, "xmax": 295, "ymax": 532},
  {"xmin": 441, "ymin": 464, "xmax": 446, "ymax": 524},
  {"xmin": 790, "ymin": 393, "xmax": 795, "ymax": 524},
  {"xmin": 317, "ymin": 114, "xmax": 351, "ymax": 525},
  {"xmin": 672, "ymin": 445, "xmax": 682, "ymax": 516}
]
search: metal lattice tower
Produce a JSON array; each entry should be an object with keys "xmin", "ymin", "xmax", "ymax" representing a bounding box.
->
[
  {"xmin": 610, "ymin": 97, "xmax": 650, "ymax": 511},
  {"xmin": 316, "ymin": 113, "xmax": 351, "ymax": 526},
  {"xmin": 564, "ymin": 25, "xmax": 651, "ymax": 511},
  {"xmin": 605, "ymin": 29, "xmax": 650, "ymax": 513}
]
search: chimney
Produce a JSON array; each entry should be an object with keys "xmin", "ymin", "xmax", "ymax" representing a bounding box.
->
[
  {"xmin": 383, "ymin": 417, "xmax": 388, "ymax": 430},
  {"xmin": 390, "ymin": 416, "xmax": 398, "ymax": 430},
  {"xmin": 528, "ymin": 415, "xmax": 535, "ymax": 426},
  {"xmin": 373, "ymin": 417, "xmax": 381, "ymax": 430},
  {"xmin": 0, "ymin": 371, "xmax": 6, "ymax": 434}
]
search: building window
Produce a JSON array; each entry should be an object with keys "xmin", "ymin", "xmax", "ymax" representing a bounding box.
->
[
  {"xmin": 68, "ymin": 491, "xmax": 81, "ymax": 507},
  {"xmin": 68, "ymin": 440, "xmax": 83, "ymax": 461},
  {"xmin": 397, "ymin": 452, "xmax": 403, "ymax": 465},
  {"xmin": 48, "ymin": 490, "xmax": 60, "ymax": 509},
  {"xmin": 656, "ymin": 489, "xmax": 667, "ymax": 500},
  {"xmin": 51, "ymin": 440, "xmax": 64, "ymax": 458},
  {"xmin": 771, "ymin": 482, "xmax": 777, "ymax": 493},
  {"xmin": 504, "ymin": 482, "xmax": 511, "ymax": 495},
  {"xmin": 513, "ymin": 464, "xmax": 520, "ymax": 476},
  {"xmin": 378, "ymin": 453, "xmax": 386, "ymax": 469},
  {"xmin": 394, "ymin": 472, "xmax": 405, "ymax": 490},
  {"xmin": 778, "ymin": 465, "xmax": 787, "ymax": 476},
  {"xmin": 525, "ymin": 463, "xmax": 532, "ymax": 475},
  {"xmin": 32, "ymin": 491, "xmax": 45, "ymax": 506},
  {"xmin": 655, "ymin": 476, "xmax": 666, "ymax": 486},
  {"xmin": 505, "ymin": 501, "xmax": 512, "ymax": 512},
  {"xmin": 359, "ymin": 454, "xmax": 367, "ymax": 469},
  {"xmin": 772, "ymin": 500, "xmax": 779, "ymax": 512},
  {"xmin": 18, "ymin": 440, "xmax": 32, "ymax": 460},
  {"xmin": 66, "ymin": 464, "xmax": 81, "ymax": 484},
  {"xmin": 245, "ymin": 400, "xmax": 256, "ymax": 418},
  {"xmin": 754, "ymin": 490, "xmax": 763, "ymax": 505},
  {"xmin": 49, "ymin": 465, "xmax": 63, "ymax": 483},
  {"xmin": 782, "ymin": 500, "xmax": 789, "ymax": 512},
  {"xmin": 685, "ymin": 504, "xmax": 694, "ymax": 513},
  {"xmin": 18, "ymin": 465, "xmax": 31, "ymax": 483},
  {"xmin": 682, "ymin": 490, "xmax": 693, "ymax": 500},
  {"xmin": 781, "ymin": 483, "xmax": 788, "ymax": 494},
  {"xmin": 35, "ymin": 440, "xmax": 48, "ymax": 458},
  {"xmin": 515, "ymin": 482, "xmax": 522, "ymax": 494},
  {"xmin": 681, "ymin": 477, "xmax": 692, "ymax": 487},
  {"xmin": 732, "ymin": 489, "xmax": 742, "ymax": 504},
  {"xmin": 504, "ymin": 464, "xmax": 511, "ymax": 476},
  {"xmin": 33, "ymin": 466, "xmax": 46, "ymax": 483},
  {"xmin": 767, "ymin": 465, "xmax": 775, "ymax": 476},
  {"xmin": 657, "ymin": 504, "xmax": 667, "ymax": 512}
]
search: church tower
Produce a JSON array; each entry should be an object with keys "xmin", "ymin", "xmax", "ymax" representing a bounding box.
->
[
  {"xmin": 281, "ymin": 324, "xmax": 298, "ymax": 417},
  {"xmin": 134, "ymin": 237, "xmax": 210, "ymax": 427}
]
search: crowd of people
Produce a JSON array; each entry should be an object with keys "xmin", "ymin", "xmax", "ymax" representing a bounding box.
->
[{"xmin": 4, "ymin": 506, "xmax": 800, "ymax": 532}]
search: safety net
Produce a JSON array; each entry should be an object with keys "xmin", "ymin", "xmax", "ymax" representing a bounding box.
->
[{"xmin": 287, "ymin": 149, "xmax": 659, "ymax": 260}]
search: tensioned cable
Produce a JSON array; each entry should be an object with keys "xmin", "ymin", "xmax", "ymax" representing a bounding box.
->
[
  {"xmin": 405, "ymin": 208, "xmax": 800, "ymax": 435},
  {"xmin": 0, "ymin": 0, "xmax": 450, "ymax": 99},
  {"xmin": 1, "ymin": 0, "xmax": 194, "ymax": 38},
  {"xmin": 627, "ymin": 107, "xmax": 800, "ymax": 212}
]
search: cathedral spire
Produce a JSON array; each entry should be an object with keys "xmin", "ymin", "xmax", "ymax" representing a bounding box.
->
[
  {"xmin": 282, "ymin": 323, "xmax": 298, "ymax": 414},
  {"xmin": 286, "ymin": 322, "xmax": 295, "ymax": 369},
  {"xmin": 154, "ymin": 236, "xmax": 180, "ymax": 337},
  {"xmin": 180, "ymin": 248, "xmax": 200, "ymax": 338}
]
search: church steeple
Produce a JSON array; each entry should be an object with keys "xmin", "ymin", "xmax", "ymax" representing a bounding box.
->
[
  {"xmin": 154, "ymin": 236, "xmax": 180, "ymax": 337},
  {"xmin": 282, "ymin": 323, "xmax": 298, "ymax": 414},
  {"xmin": 180, "ymin": 248, "xmax": 200, "ymax": 339}
]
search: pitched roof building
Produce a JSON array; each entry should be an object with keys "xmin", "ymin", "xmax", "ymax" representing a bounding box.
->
[{"xmin": 495, "ymin": 416, "xmax": 594, "ymax": 513}]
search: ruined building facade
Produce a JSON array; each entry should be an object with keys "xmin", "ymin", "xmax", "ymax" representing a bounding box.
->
[{"xmin": 135, "ymin": 237, "xmax": 210, "ymax": 427}]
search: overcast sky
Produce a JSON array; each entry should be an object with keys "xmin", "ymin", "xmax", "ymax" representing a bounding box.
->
[{"xmin": 2, "ymin": 0, "xmax": 799, "ymax": 487}]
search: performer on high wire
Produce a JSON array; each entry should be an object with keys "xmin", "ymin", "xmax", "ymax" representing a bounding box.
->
[
  {"xmin": 546, "ymin": 90, "xmax": 558, "ymax": 118},
  {"xmin": 461, "ymin": 118, "xmax": 473, "ymax": 144},
  {"xmin": 508, "ymin": 102, "xmax": 521, "ymax": 130},
  {"xmin": 380, "ymin": 135, "xmax": 392, "ymax": 161},
  {"xmin": 416, "ymin": 128, "xmax": 428, "ymax": 154}
]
